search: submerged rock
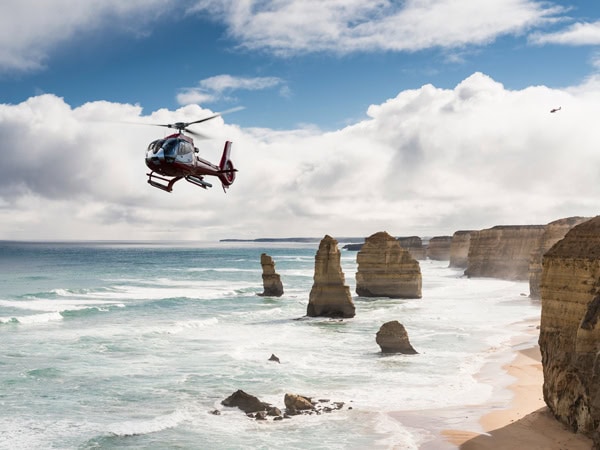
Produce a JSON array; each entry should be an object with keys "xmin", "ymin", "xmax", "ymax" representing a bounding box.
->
[{"xmin": 376, "ymin": 321, "xmax": 418, "ymax": 354}]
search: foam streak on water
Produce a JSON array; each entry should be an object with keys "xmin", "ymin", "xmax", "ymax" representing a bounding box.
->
[{"xmin": 0, "ymin": 241, "xmax": 540, "ymax": 449}]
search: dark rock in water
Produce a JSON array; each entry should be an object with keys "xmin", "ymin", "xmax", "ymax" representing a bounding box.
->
[
  {"xmin": 376, "ymin": 321, "xmax": 418, "ymax": 354},
  {"xmin": 284, "ymin": 393, "xmax": 314, "ymax": 411},
  {"xmin": 210, "ymin": 409, "xmax": 221, "ymax": 415},
  {"xmin": 268, "ymin": 353, "xmax": 280, "ymax": 363},
  {"xmin": 254, "ymin": 411, "xmax": 268, "ymax": 420},
  {"xmin": 267, "ymin": 406, "xmax": 282, "ymax": 417},
  {"xmin": 221, "ymin": 389, "xmax": 271, "ymax": 413},
  {"xmin": 258, "ymin": 253, "xmax": 284, "ymax": 297}
]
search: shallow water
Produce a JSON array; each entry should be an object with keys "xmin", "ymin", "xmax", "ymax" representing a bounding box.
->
[{"xmin": 0, "ymin": 241, "xmax": 540, "ymax": 449}]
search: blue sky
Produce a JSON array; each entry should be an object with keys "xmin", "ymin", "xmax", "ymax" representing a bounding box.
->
[
  {"xmin": 2, "ymin": 0, "xmax": 599, "ymax": 130},
  {"xmin": 1, "ymin": 1, "xmax": 600, "ymax": 240}
]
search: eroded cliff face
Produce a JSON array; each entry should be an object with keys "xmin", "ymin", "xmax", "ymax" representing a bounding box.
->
[
  {"xmin": 529, "ymin": 217, "xmax": 590, "ymax": 299},
  {"xmin": 449, "ymin": 230, "xmax": 476, "ymax": 269},
  {"xmin": 539, "ymin": 216, "xmax": 600, "ymax": 441},
  {"xmin": 398, "ymin": 236, "xmax": 426, "ymax": 260},
  {"xmin": 307, "ymin": 235, "xmax": 355, "ymax": 318},
  {"xmin": 465, "ymin": 225, "xmax": 545, "ymax": 280},
  {"xmin": 356, "ymin": 231, "xmax": 422, "ymax": 299},
  {"xmin": 427, "ymin": 236, "xmax": 453, "ymax": 261}
]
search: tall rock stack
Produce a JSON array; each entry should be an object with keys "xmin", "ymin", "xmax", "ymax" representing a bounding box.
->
[
  {"xmin": 538, "ymin": 216, "xmax": 600, "ymax": 442},
  {"xmin": 258, "ymin": 253, "xmax": 284, "ymax": 297},
  {"xmin": 528, "ymin": 217, "xmax": 589, "ymax": 299},
  {"xmin": 465, "ymin": 225, "xmax": 545, "ymax": 280},
  {"xmin": 449, "ymin": 230, "xmax": 476, "ymax": 269},
  {"xmin": 307, "ymin": 235, "xmax": 355, "ymax": 318},
  {"xmin": 426, "ymin": 236, "xmax": 452, "ymax": 261},
  {"xmin": 356, "ymin": 231, "xmax": 422, "ymax": 299}
]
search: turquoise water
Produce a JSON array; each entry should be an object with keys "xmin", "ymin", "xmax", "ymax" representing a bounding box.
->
[{"xmin": 0, "ymin": 241, "xmax": 541, "ymax": 449}]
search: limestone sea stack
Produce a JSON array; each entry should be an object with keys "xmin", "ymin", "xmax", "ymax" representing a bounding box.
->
[
  {"xmin": 356, "ymin": 231, "xmax": 422, "ymax": 298},
  {"xmin": 258, "ymin": 253, "xmax": 284, "ymax": 297},
  {"xmin": 449, "ymin": 230, "xmax": 476, "ymax": 269},
  {"xmin": 538, "ymin": 216, "xmax": 599, "ymax": 443},
  {"xmin": 426, "ymin": 236, "xmax": 452, "ymax": 260},
  {"xmin": 376, "ymin": 321, "xmax": 418, "ymax": 354},
  {"xmin": 528, "ymin": 217, "xmax": 589, "ymax": 299},
  {"xmin": 465, "ymin": 225, "xmax": 545, "ymax": 280},
  {"xmin": 307, "ymin": 235, "xmax": 355, "ymax": 318}
]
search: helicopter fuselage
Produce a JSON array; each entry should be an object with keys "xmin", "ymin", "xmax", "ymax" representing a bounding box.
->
[{"xmin": 145, "ymin": 133, "xmax": 235, "ymax": 192}]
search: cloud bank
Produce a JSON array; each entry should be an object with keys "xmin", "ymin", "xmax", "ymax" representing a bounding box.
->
[{"xmin": 1, "ymin": 72, "xmax": 599, "ymax": 240}]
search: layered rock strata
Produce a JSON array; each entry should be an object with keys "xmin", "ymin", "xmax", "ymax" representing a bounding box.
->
[
  {"xmin": 307, "ymin": 235, "xmax": 355, "ymax": 318},
  {"xmin": 356, "ymin": 231, "xmax": 422, "ymax": 299},
  {"xmin": 257, "ymin": 253, "xmax": 284, "ymax": 297},
  {"xmin": 426, "ymin": 236, "xmax": 452, "ymax": 260},
  {"xmin": 376, "ymin": 321, "xmax": 418, "ymax": 354},
  {"xmin": 449, "ymin": 230, "xmax": 476, "ymax": 269},
  {"xmin": 529, "ymin": 217, "xmax": 589, "ymax": 299},
  {"xmin": 465, "ymin": 225, "xmax": 545, "ymax": 280},
  {"xmin": 538, "ymin": 216, "xmax": 600, "ymax": 443},
  {"xmin": 398, "ymin": 236, "xmax": 426, "ymax": 260}
]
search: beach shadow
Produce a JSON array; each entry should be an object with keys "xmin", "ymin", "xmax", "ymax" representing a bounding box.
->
[{"xmin": 458, "ymin": 407, "xmax": 592, "ymax": 450}]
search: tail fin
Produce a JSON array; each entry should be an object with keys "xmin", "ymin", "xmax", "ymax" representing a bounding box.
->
[{"xmin": 218, "ymin": 141, "xmax": 236, "ymax": 190}]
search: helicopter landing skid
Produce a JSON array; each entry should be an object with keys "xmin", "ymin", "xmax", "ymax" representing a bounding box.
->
[
  {"xmin": 147, "ymin": 172, "xmax": 183, "ymax": 193},
  {"xmin": 185, "ymin": 175, "xmax": 212, "ymax": 189}
]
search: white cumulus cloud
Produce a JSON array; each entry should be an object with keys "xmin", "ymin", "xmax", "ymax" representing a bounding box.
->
[{"xmin": 1, "ymin": 72, "xmax": 599, "ymax": 240}]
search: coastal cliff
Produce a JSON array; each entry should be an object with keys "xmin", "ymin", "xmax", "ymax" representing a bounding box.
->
[
  {"xmin": 427, "ymin": 236, "xmax": 452, "ymax": 261},
  {"xmin": 356, "ymin": 231, "xmax": 422, "ymax": 299},
  {"xmin": 538, "ymin": 216, "xmax": 600, "ymax": 443},
  {"xmin": 307, "ymin": 235, "xmax": 355, "ymax": 318},
  {"xmin": 449, "ymin": 230, "xmax": 476, "ymax": 269},
  {"xmin": 398, "ymin": 236, "xmax": 426, "ymax": 260},
  {"xmin": 528, "ymin": 217, "xmax": 589, "ymax": 299},
  {"xmin": 465, "ymin": 225, "xmax": 545, "ymax": 280}
]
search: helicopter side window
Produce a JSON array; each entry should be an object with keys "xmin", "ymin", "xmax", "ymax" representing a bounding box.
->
[
  {"xmin": 148, "ymin": 139, "xmax": 164, "ymax": 154},
  {"xmin": 178, "ymin": 142, "xmax": 194, "ymax": 155}
]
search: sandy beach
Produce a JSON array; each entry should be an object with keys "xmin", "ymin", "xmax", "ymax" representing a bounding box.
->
[{"xmin": 443, "ymin": 338, "xmax": 593, "ymax": 449}]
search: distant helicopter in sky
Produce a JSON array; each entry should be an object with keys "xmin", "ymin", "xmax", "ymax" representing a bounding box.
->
[
  {"xmin": 550, "ymin": 106, "xmax": 561, "ymax": 113},
  {"xmin": 144, "ymin": 109, "xmax": 239, "ymax": 193}
]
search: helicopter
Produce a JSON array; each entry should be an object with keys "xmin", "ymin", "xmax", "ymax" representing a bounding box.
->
[{"xmin": 144, "ymin": 111, "xmax": 237, "ymax": 193}]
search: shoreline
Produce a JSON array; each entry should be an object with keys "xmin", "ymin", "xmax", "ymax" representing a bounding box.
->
[
  {"xmin": 443, "ymin": 332, "xmax": 593, "ymax": 449},
  {"xmin": 389, "ymin": 319, "xmax": 593, "ymax": 449}
]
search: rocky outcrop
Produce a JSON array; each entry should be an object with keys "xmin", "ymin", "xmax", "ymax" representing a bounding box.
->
[
  {"xmin": 426, "ymin": 236, "xmax": 452, "ymax": 260},
  {"xmin": 307, "ymin": 235, "xmax": 355, "ymax": 318},
  {"xmin": 376, "ymin": 321, "xmax": 418, "ymax": 354},
  {"xmin": 398, "ymin": 236, "xmax": 426, "ymax": 260},
  {"xmin": 538, "ymin": 216, "xmax": 600, "ymax": 442},
  {"xmin": 449, "ymin": 230, "xmax": 476, "ymax": 269},
  {"xmin": 356, "ymin": 231, "xmax": 422, "ymax": 299},
  {"xmin": 221, "ymin": 390, "xmax": 271, "ymax": 413},
  {"xmin": 529, "ymin": 217, "xmax": 590, "ymax": 299},
  {"xmin": 465, "ymin": 225, "xmax": 545, "ymax": 280},
  {"xmin": 257, "ymin": 253, "xmax": 284, "ymax": 297},
  {"xmin": 284, "ymin": 393, "xmax": 314, "ymax": 412}
]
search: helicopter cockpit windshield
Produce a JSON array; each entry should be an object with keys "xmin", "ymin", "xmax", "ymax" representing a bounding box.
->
[{"xmin": 162, "ymin": 138, "xmax": 180, "ymax": 158}]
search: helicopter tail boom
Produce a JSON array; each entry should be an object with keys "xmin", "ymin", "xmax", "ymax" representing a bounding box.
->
[{"xmin": 217, "ymin": 141, "xmax": 236, "ymax": 191}]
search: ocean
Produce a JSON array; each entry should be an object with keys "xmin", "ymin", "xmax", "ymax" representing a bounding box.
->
[{"xmin": 0, "ymin": 240, "xmax": 541, "ymax": 449}]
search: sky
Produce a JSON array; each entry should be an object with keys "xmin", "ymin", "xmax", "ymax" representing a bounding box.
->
[{"xmin": 1, "ymin": 0, "xmax": 600, "ymax": 241}]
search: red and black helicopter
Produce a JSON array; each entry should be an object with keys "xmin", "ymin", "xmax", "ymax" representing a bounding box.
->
[{"xmin": 144, "ymin": 111, "xmax": 237, "ymax": 193}]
